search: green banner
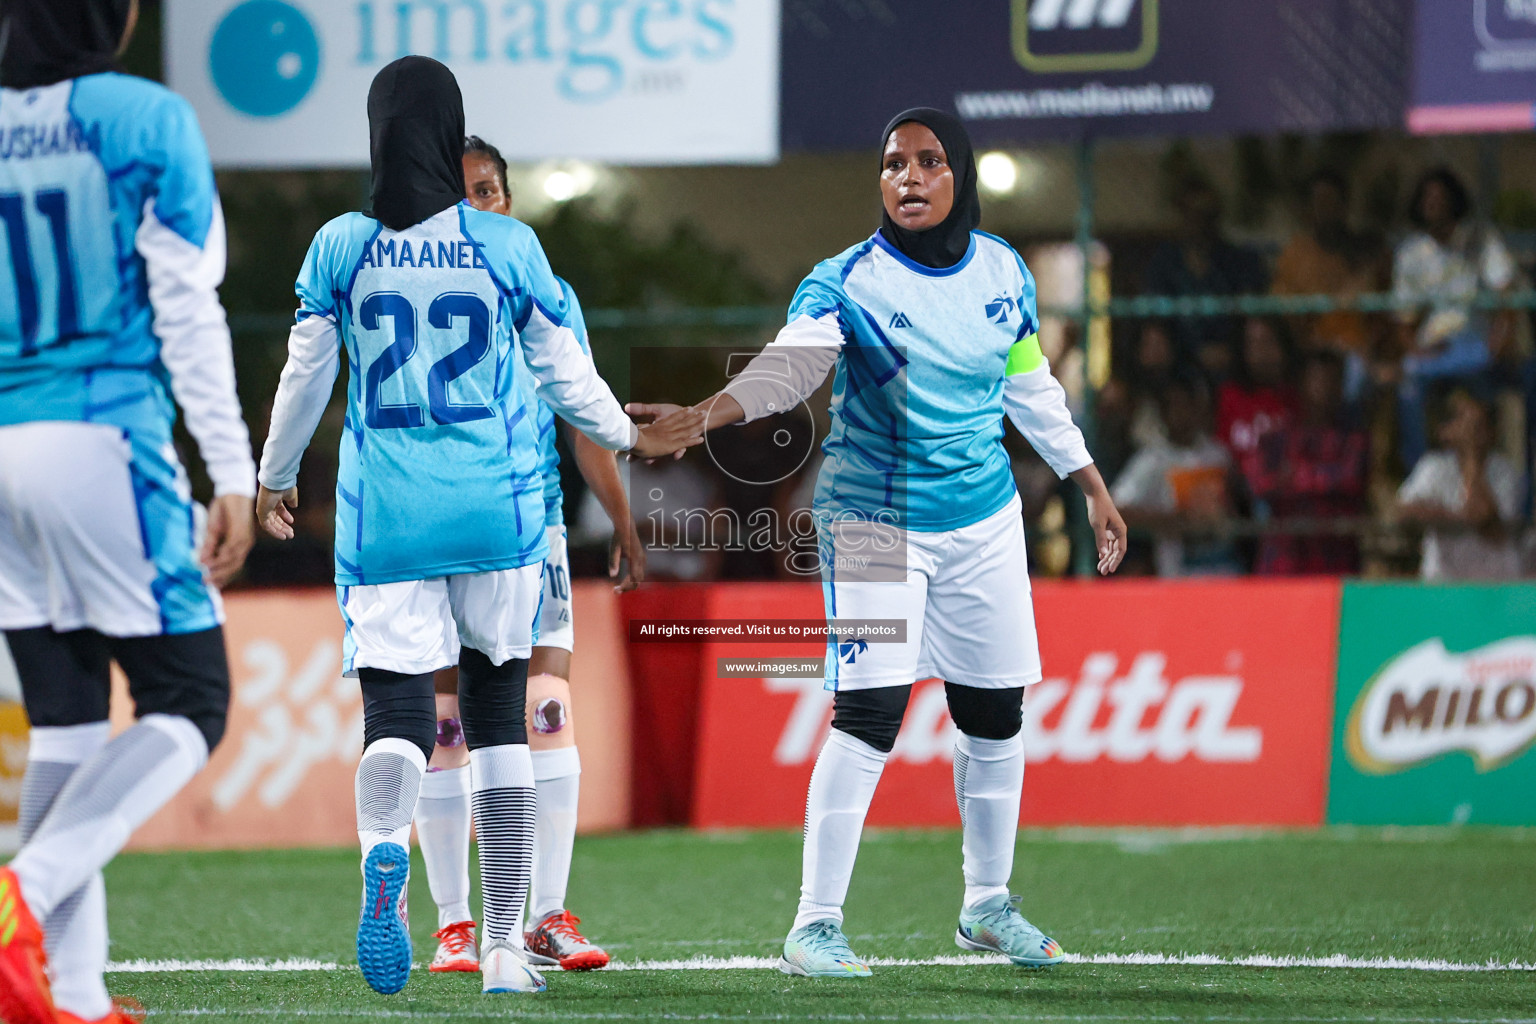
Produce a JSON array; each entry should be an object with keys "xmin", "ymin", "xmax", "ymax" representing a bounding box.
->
[{"xmin": 1328, "ymin": 582, "xmax": 1536, "ymax": 825}]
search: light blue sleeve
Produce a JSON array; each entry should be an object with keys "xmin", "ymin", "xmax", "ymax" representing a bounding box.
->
[
  {"xmin": 294, "ymin": 227, "xmax": 339, "ymax": 321},
  {"xmin": 558, "ymin": 277, "xmax": 592, "ymax": 354},
  {"xmin": 786, "ymin": 259, "xmax": 853, "ymax": 333},
  {"xmin": 143, "ymin": 92, "xmax": 219, "ymax": 250}
]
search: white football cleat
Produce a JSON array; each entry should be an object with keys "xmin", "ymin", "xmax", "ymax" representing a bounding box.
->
[
  {"xmin": 480, "ymin": 939, "xmax": 547, "ymax": 994},
  {"xmin": 429, "ymin": 920, "xmax": 479, "ymax": 973}
]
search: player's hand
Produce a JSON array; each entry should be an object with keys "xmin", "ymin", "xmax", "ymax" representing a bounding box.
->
[
  {"xmin": 202, "ymin": 493, "xmax": 255, "ymax": 588},
  {"xmin": 609, "ymin": 520, "xmax": 647, "ymax": 593},
  {"xmin": 1086, "ymin": 487, "xmax": 1127, "ymax": 575},
  {"xmin": 630, "ymin": 406, "xmax": 705, "ymax": 460},
  {"xmin": 625, "ymin": 403, "xmax": 691, "ymax": 461},
  {"xmin": 256, "ymin": 484, "xmax": 299, "ymax": 541}
]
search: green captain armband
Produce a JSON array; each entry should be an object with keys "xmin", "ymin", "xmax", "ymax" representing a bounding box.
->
[{"xmin": 1005, "ymin": 333, "xmax": 1045, "ymax": 376}]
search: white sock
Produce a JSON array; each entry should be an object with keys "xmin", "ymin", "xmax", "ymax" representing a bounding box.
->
[
  {"xmin": 415, "ymin": 765, "xmax": 474, "ymax": 928},
  {"xmin": 11, "ymin": 715, "xmax": 207, "ymax": 917},
  {"xmin": 469, "ymin": 745, "xmax": 536, "ymax": 946},
  {"xmin": 793, "ymin": 729, "xmax": 887, "ymax": 932},
  {"xmin": 356, "ymin": 738, "xmax": 427, "ymax": 859},
  {"xmin": 18, "ymin": 725, "xmax": 112, "ymax": 1021},
  {"xmin": 954, "ymin": 732, "xmax": 1024, "ymax": 913},
  {"xmin": 529, "ymin": 746, "xmax": 580, "ymax": 923}
]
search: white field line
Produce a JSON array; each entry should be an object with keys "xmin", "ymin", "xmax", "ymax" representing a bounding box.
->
[
  {"xmin": 106, "ymin": 952, "xmax": 1536, "ymax": 974},
  {"xmin": 138, "ymin": 1012, "xmax": 1536, "ymax": 1023}
]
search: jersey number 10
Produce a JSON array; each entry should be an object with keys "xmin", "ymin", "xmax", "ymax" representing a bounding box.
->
[
  {"xmin": 361, "ymin": 291, "xmax": 494, "ymax": 429},
  {"xmin": 0, "ymin": 190, "xmax": 79, "ymax": 357}
]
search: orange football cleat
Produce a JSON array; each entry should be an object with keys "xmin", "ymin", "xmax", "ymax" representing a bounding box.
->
[
  {"xmin": 0, "ymin": 867, "xmax": 54, "ymax": 1024},
  {"xmin": 56, "ymin": 996, "xmax": 146, "ymax": 1024}
]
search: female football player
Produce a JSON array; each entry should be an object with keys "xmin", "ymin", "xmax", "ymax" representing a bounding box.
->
[
  {"xmin": 414, "ymin": 136, "xmax": 638, "ymax": 975},
  {"xmin": 629, "ymin": 108, "xmax": 1126, "ymax": 977}
]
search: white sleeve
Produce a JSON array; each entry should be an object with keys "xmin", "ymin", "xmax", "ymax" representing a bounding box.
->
[
  {"xmin": 136, "ymin": 201, "xmax": 256, "ymax": 497},
  {"xmin": 521, "ymin": 305, "xmax": 637, "ymax": 451},
  {"xmin": 256, "ymin": 315, "xmax": 341, "ymax": 492},
  {"xmin": 722, "ymin": 312, "xmax": 844, "ymax": 423},
  {"xmin": 1002, "ymin": 360, "xmax": 1093, "ymax": 479}
]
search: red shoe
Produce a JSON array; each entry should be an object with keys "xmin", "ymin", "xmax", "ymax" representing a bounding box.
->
[
  {"xmin": 56, "ymin": 996, "xmax": 146, "ymax": 1024},
  {"xmin": 428, "ymin": 920, "xmax": 479, "ymax": 973},
  {"xmin": 0, "ymin": 867, "xmax": 54, "ymax": 1024},
  {"xmin": 525, "ymin": 910, "xmax": 609, "ymax": 971}
]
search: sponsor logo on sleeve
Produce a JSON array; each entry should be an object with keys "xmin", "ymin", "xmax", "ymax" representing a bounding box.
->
[{"xmin": 1345, "ymin": 637, "xmax": 1536, "ymax": 774}]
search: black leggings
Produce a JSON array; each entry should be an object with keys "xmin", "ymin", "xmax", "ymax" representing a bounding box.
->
[
  {"xmin": 358, "ymin": 648, "xmax": 530, "ymax": 762},
  {"xmin": 831, "ymin": 682, "xmax": 1024, "ymax": 754}
]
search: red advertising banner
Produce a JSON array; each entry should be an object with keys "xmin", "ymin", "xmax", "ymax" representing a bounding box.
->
[{"xmin": 687, "ymin": 580, "xmax": 1341, "ymax": 828}]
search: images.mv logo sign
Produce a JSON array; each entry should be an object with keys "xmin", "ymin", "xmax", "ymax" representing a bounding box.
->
[{"xmin": 1013, "ymin": 0, "xmax": 1158, "ymax": 73}]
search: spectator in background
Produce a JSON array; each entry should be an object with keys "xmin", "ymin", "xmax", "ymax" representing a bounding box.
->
[
  {"xmin": 1216, "ymin": 316, "xmax": 1296, "ymax": 487},
  {"xmin": 1144, "ymin": 177, "xmax": 1268, "ymax": 370},
  {"xmin": 1397, "ymin": 391, "xmax": 1525, "ymax": 580},
  {"xmin": 1127, "ymin": 320, "xmax": 1178, "ymax": 448},
  {"xmin": 1112, "ymin": 379, "xmax": 1242, "ymax": 577},
  {"xmin": 1246, "ymin": 352, "xmax": 1368, "ymax": 575},
  {"xmin": 1392, "ymin": 167, "xmax": 1518, "ymax": 470},
  {"xmin": 1271, "ymin": 169, "xmax": 1387, "ymax": 396}
]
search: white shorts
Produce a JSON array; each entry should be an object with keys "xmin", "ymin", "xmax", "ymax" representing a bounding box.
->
[
  {"xmin": 534, "ymin": 524, "xmax": 574, "ymax": 653},
  {"xmin": 0, "ymin": 422, "xmax": 221, "ymax": 637},
  {"xmin": 822, "ymin": 494, "xmax": 1040, "ymax": 692},
  {"xmin": 339, "ymin": 563, "xmax": 543, "ymax": 676}
]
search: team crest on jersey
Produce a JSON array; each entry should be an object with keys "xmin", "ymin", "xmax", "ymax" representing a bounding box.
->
[
  {"xmin": 889, "ymin": 311, "xmax": 913, "ymax": 329},
  {"xmin": 838, "ymin": 638, "xmax": 869, "ymax": 664},
  {"xmin": 985, "ymin": 296, "xmax": 1017, "ymax": 324}
]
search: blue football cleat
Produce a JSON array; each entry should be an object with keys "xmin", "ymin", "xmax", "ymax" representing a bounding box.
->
[
  {"xmin": 356, "ymin": 843, "xmax": 413, "ymax": 994},
  {"xmin": 778, "ymin": 919, "xmax": 872, "ymax": 978},
  {"xmin": 956, "ymin": 894, "xmax": 1066, "ymax": 967}
]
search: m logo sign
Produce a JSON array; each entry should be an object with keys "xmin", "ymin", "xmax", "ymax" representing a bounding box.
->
[{"xmin": 1013, "ymin": 0, "xmax": 1158, "ymax": 73}]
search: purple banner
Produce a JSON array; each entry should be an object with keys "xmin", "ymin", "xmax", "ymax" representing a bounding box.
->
[
  {"xmin": 1409, "ymin": 0, "xmax": 1536, "ymax": 134},
  {"xmin": 781, "ymin": 0, "xmax": 1409, "ymax": 150}
]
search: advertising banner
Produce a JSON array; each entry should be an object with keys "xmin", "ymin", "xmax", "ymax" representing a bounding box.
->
[
  {"xmin": 781, "ymin": 0, "xmax": 1408, "ymax": 149},
  {"xmin": 164, "ymin": 0, "xmax": 780, "ymax": 167},
  {"xmin": 125, "ymin": 584, "xmax": 632, "ymax": 850},
  {"xmin": 1327, "ymin": 583, "xmax": 1536, "ymax": 826},
  {"xmin": 689, "ymin": 580, "xmax": 1340, "ymax": 828},
  {"xmin": 1409, "ymin": 0, "xmax": 1536, "ymax": 133}
]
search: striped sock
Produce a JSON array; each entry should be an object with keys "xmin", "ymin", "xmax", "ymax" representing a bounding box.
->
[
  {"xmin": 355, "ymin": 738, "xmax": 427, "ymax": 858},
  {"xmin": 469, "ymin": 745, "xmax": 536, "ymax": 947}
]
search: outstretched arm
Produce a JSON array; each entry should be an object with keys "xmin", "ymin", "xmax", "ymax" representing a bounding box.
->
[{"xmin": 566, "ymin": 423, "xmax": 646, "ymax": 591}]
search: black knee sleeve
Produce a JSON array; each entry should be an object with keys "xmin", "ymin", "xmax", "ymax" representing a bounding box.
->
[
  {"xmin": 6, "ymin": 628, "xmax": 112, "ymax": 727},
  {"xmin": 359, "ymin": 669, "xmax": 437, "ymax": 762},
  {"xmin": 830, "ymin": 684, "xmax": 911, "ymax": 754},
  {"xmin": 112, "ymin": 627, "xmax": 231, "ymax": 752},
  {"xmin": 457, "ymin": 648, "xmax": 528, "ymax": 750},
  {"xmin": 944, "ymin": 682, "xmax": 1024, "ymax": 740}
]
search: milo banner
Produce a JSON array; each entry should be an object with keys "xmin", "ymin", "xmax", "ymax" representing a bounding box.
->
[{"xmin": 1328, "ymin": 582, "xmax": 1536, "ymax": 826}]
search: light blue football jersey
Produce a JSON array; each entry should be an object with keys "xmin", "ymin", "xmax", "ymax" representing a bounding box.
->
[
  {"xmin": 0, "ymin": 73, "xmax": 217, "ymax": 440},
  {"xmin": 792, "ymin": 230, "xmax": 1039, "ymax": 531},
  {"xmin": 293, "ymin": 203, "xmax": 569, "ymax": 584},
  {"xmin": 521, "ymin": 277, "xmax": 591, "ymax": 528}
]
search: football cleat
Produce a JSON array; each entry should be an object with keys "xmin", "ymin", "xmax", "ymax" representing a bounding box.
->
[
  {"xmin": 778, "ymin": 919, "xmax": 871, "ymax": 978},
  {"xmin": 355, "ymin": 843, "xmax": 413, "ymax": 994},
  {"xmin": 524, "ymin": 910, "xmax": 610, "ymax": 971},
  {"xmin": 429, "ymin": 920, "xmax": 479, "ymax": 973},
  {"xmin": 0, "ymin": 867, "xmax": 54, "ymax": 1024},
  {"xmin": 955, "ymin": 894, "xmax": 1066, "ymax": 967},
  {"xmin": 56, "ymin": 996, "xmax": 147, "ymax": 1024},
  {"xmin": 480, "ymin": 940, "xmax": 547, "ymax": 994}
]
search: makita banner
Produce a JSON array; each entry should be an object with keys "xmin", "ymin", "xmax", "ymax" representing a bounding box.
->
[
  {"xmin": 164, "ymin": 0, "xmax": 780, "ymax": 167},
  {"xmin": 781, "ymin": 0, "xmax": 1408, "ymax": 148},
  {"xmin": 1328, "ymin": 583, "xmax": 1536, "ymax": 826},
  {"xmin": 684, "ymin": 580, "xmax": 1340, "ymax": 827}
]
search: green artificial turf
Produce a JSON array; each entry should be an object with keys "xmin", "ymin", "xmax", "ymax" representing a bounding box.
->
[{"xmin": 98, "ymin": 828, "xmax": 1535, "ymax": 1021}]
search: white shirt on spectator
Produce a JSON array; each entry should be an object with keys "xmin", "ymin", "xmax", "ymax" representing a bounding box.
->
[
  {"xmin": 1397, "ymin": 450, "xmax": 1525, "ymax": 580},
  {"xmin": 1392, "ymin": 223, "xmax": 1517, "ymax": 349},
  {"xmin": 1111, "ymin": 437, "xmax": 1236, "ymax": 578}
]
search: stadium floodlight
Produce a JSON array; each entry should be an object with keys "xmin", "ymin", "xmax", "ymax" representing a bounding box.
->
[
  {"xmin": 543, "ymin": 170, "xmax": 579, "ymax": 202},
  {"xmin": 978, "ymin": 151, "xmax": 1019, "ymax": 195}
]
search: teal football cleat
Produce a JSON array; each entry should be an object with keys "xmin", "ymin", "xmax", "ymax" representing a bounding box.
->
[
  {"xmin": 778, "ymin": 919, "xmax": 872, "ymax": 978},
  {"xmin": 955, "ymin": 895, "xmax": 1066, "ymax": 967},
  {"xmin": 356, "ymin": 843, "xmax": 413, "ymax": 994}
]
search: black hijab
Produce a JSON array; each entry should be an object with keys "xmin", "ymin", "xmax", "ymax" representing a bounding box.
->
[
  {"xmin": 0, "ymin": 0, "xmax": 132, "ymax": 90},
  {"xmin": 878, "ymin": 107, "xmax": 980, "ymax": 269},
  {"xmin": 364, "ymin": 56, "xmax": 466, "ymax": 232}
]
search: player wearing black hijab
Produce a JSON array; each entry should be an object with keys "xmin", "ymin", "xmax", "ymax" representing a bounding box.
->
[{"xmin": 631, "ymin": 108, "xmax": 1126, "ymax": 977}]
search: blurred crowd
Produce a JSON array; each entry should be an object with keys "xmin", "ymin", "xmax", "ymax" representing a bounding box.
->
[{"xmin": 1085, "ymin": 166, "xmax": 1535, "ymax": 580}]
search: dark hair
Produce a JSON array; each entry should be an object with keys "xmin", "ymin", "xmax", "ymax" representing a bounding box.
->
[
  {"xmin": 1408, "ymin": 167, "xmax": 1471, "ymax": 229},
  {"xmin": 1306, "ymin": 168, "xmax": 1349, "ymax": 203},
  {"xmin": 1301, "ymin": 348, "xmax": 1346, "ymax": 379},
  {"xmin": 463, "ymin": 135, "xmax": 509, "ymax": 196}
]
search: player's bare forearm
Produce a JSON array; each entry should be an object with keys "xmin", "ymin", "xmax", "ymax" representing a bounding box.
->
[
  {"xmin": 1070, "ymin": 463, "xmax": 1127, "ymax": 576},
  {"xmin": 567, "ymin": 423, "xmax": 647, "ymax": 590},
  {"xmin": 626, "ymin": 393, "xmax": 745, "ymax": 433}
]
